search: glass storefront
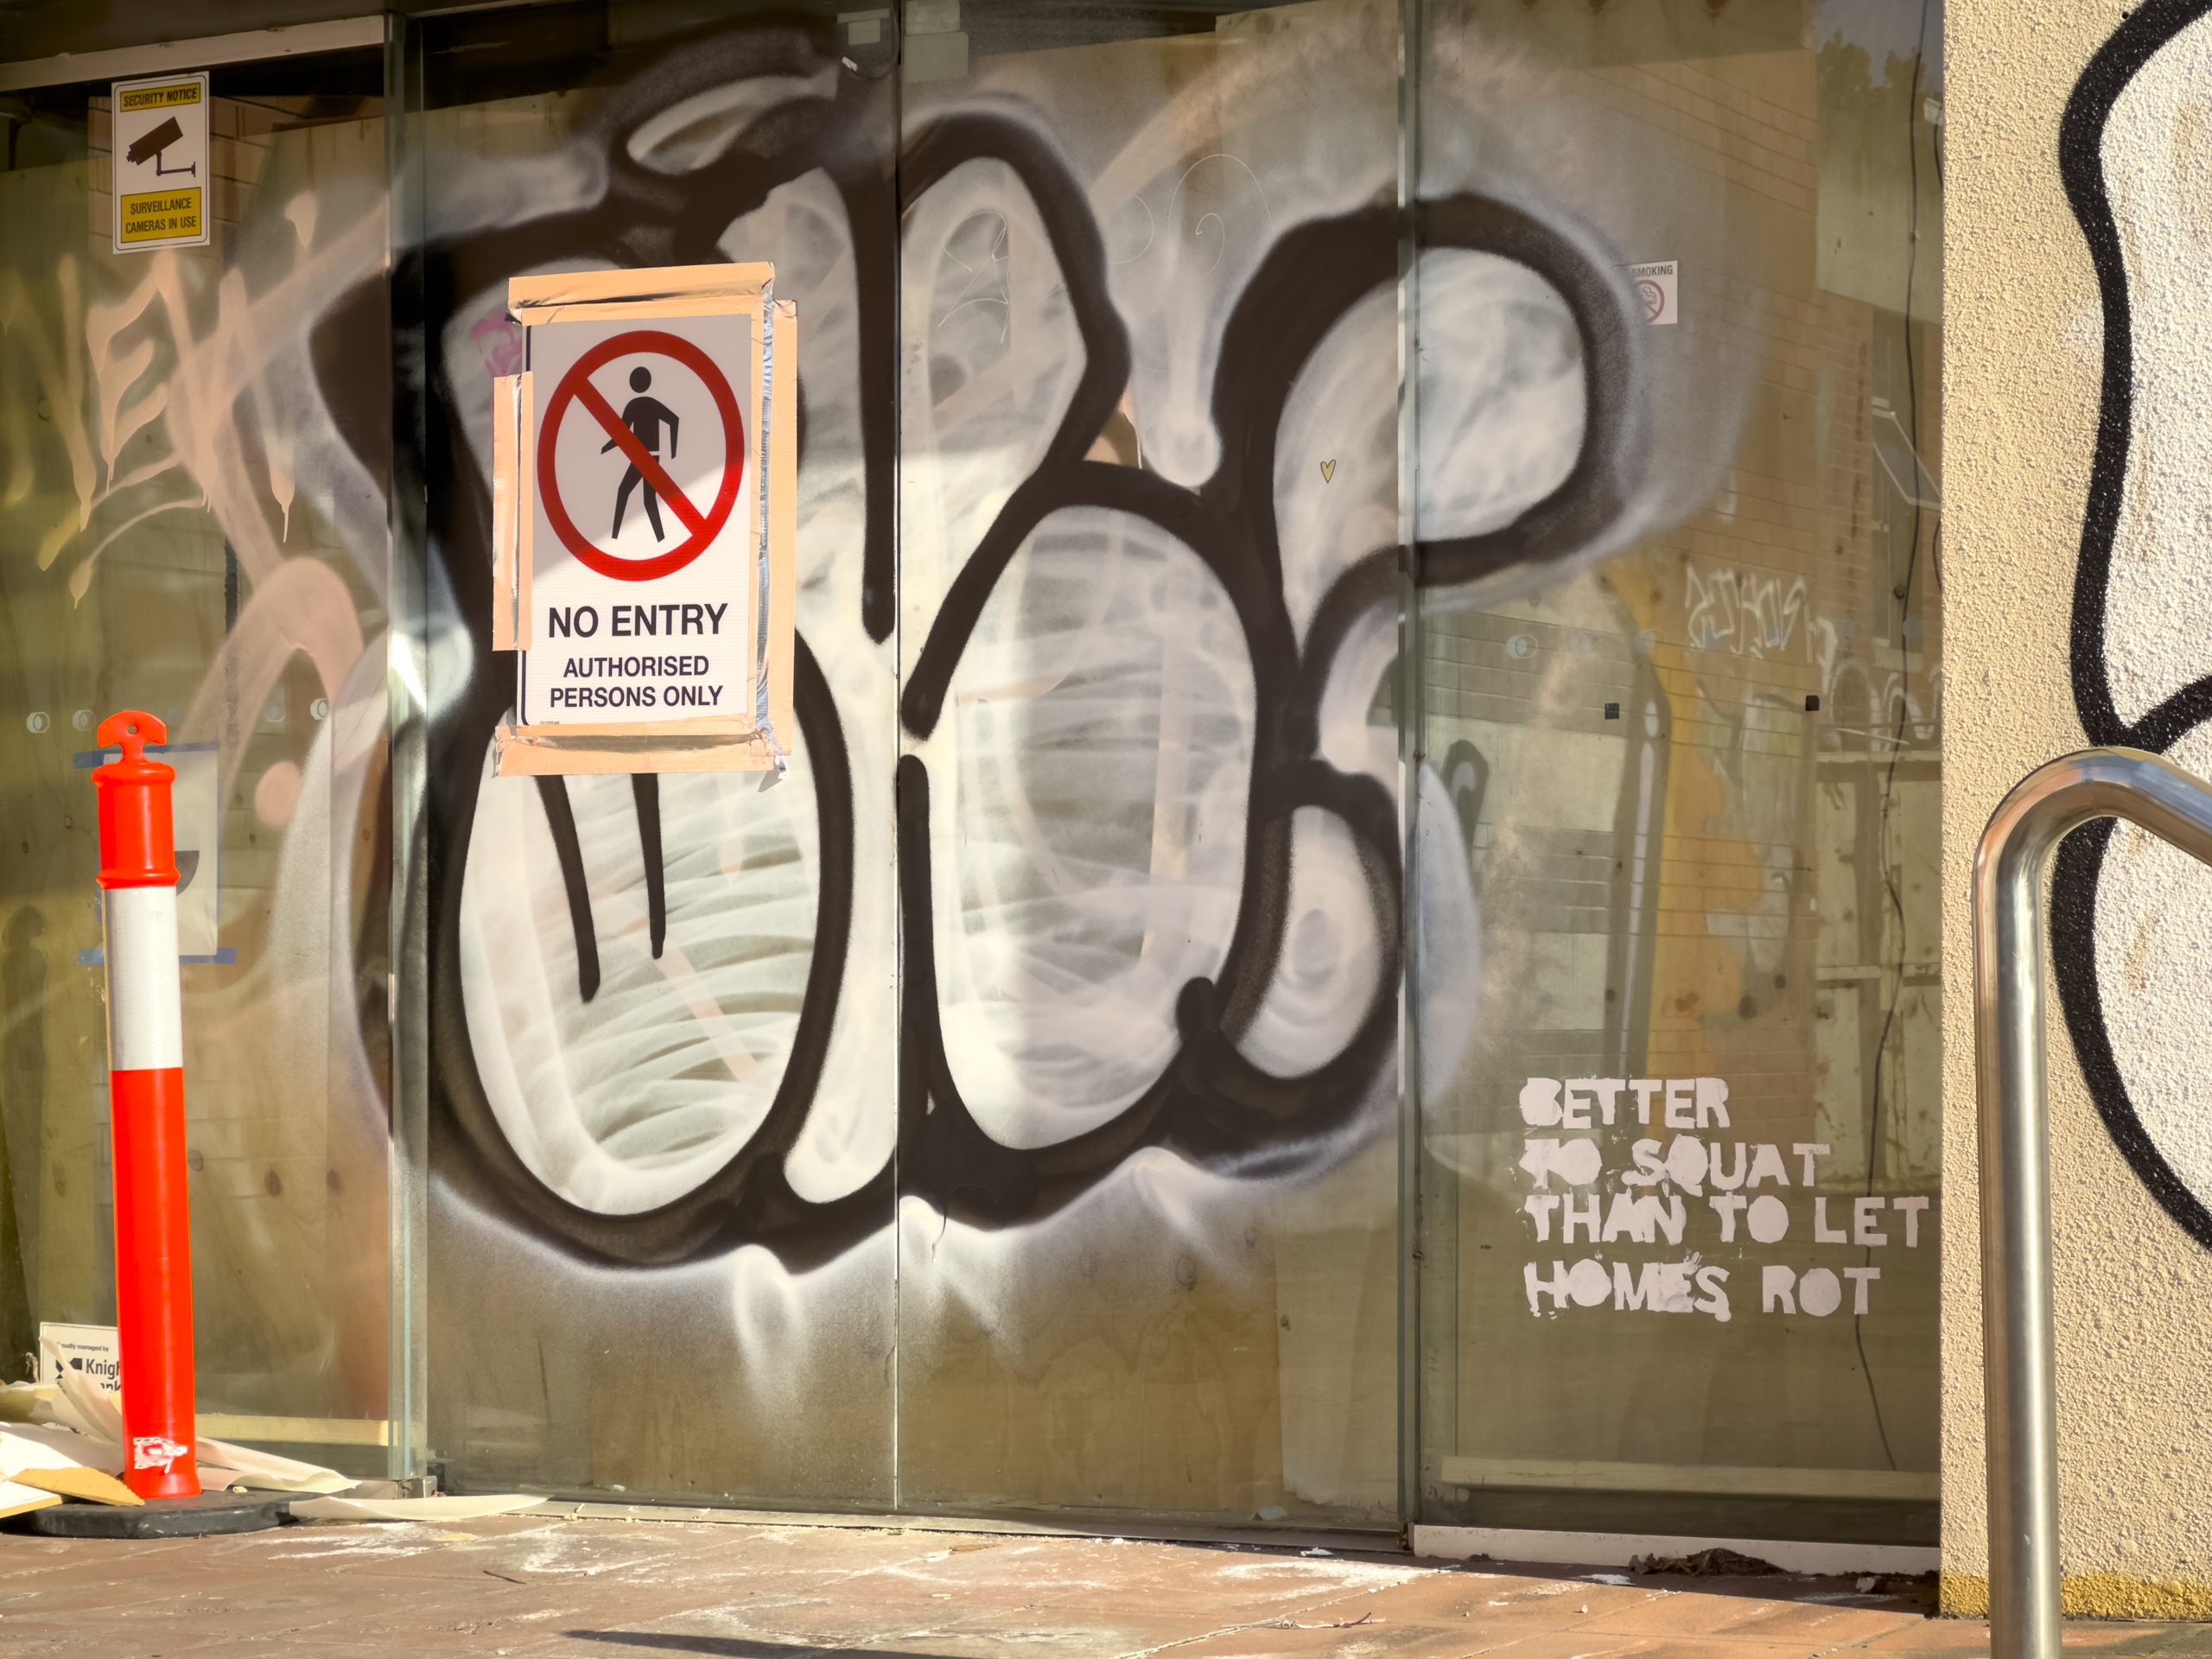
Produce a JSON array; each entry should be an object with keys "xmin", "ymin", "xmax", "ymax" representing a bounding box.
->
[
  {"xmin": 0, "ymin": 45, "xmax": 394, "ymax": 1472},
  {"xmin": 0, "ymin": 0, "xmax": 1941, "ymax": 1543}
]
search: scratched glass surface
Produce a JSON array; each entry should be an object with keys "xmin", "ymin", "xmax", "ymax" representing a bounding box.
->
[
  {"xmin": 1411, "ymin": 0, "xmax": 1947, "ymax": 1546},
  {"xmin": 0, "ymin": 60, "xmax": 393, "ymax": 1464}
]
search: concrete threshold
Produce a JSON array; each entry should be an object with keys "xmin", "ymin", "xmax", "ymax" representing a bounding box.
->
[
  {"xmin": 512, "ymin": 1496, "xmax": 1402, "ymax": 1558},
  {"xmin": 505, "ymin": 1497, "xmax": 1941, "ymax": 1582}
]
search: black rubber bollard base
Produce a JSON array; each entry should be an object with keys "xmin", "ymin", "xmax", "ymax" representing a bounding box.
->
[{"xmin": 5, "ymin": 1491, "xmax": 289, "ymax": 1539}]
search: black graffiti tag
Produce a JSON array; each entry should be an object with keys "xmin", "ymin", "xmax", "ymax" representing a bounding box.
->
[
  {"xmin": 410, "ymin": 22, "xmax": 1647, "ymax": 1268},
  {"xmin": 2050, "ymin": 0, "xmax": 2212, "ymax": 1255}
]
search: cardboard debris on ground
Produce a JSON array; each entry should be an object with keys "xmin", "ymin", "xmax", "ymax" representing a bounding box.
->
[
  {"xmin": 288, "ymin": 1494, "xmax": 541, "ymax": 1523},
  {"xmin": 15, "ymin": 1466, "xmax": 143, "ymax": 1506},
  {"xmin": 194, "ymin": 1437, "xmax": 351, "ymax": 1495},
  {"xmin": 47, "ymin": 1348, "xmax": 125, "ymax": 1445},
  {"xmin": 0, "ymin": 1382, "xmax": 56, "ymax": 1423},
  {"xmin": 0, "ymin": 1422, "xmax": 126, "ymax": 1478},
  {"xmin": 10, "ymin": 1344, "xmax": 352, "ymax": 1496},
  {"xmin": 0, "ymin": 1480, "xmax": 65, "ymax": 1520}
]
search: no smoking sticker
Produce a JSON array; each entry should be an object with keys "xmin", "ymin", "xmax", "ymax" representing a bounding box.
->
[
  {"xmin": 521, "ymin": 315, "xmax": 759, "ymax": 729},
  {"xmin": 1629, "ymin": 260, "xmax": 1678, "ymax": 327}
]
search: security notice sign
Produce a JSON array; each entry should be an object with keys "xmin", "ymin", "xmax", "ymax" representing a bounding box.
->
[
  {"xmin": 111, "ymin": 73, "xmax": 209, "ymax": 253},
  {"xmin": 488, "ymin": 263, "xmax": 797, "ymax": 776}
]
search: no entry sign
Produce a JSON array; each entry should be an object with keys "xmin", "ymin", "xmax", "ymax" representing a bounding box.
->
[
  {"xmin": 488, "ymin": 262, "xmax": 797, "ymax": 777},
  {"xmin": 519, "ymin": 315, "xmax": 759, "ymax": 731}
]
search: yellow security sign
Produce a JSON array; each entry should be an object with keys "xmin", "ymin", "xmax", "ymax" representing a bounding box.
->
[{"xmin": 111, "ymin": 73, "xmax": 209, "ymax": 254}]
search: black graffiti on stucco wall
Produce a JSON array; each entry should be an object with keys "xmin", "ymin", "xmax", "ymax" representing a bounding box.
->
[
  {"xmin": 2053, "ymin": 0, "xmax": 2212, "ymax": 1252},
  {"xmin": 409, "ymin": 16, "xmax": 1648, "ymax": 1268}
]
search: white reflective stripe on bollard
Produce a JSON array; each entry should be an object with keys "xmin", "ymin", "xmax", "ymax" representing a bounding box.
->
[{"xmin": 105, "ymin": 885, "xmax": 182, "ymax": 1071}]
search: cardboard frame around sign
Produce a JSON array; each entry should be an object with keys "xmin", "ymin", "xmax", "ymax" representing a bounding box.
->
[{"xmin": 490, "ymin": 263, "xmax": 797, "ymax": 777}]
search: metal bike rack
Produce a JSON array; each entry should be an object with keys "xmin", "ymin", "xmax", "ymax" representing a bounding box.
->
[{"xmin": 1974, "ymin": 747, "xmax": 2212, "ymax": 1659}]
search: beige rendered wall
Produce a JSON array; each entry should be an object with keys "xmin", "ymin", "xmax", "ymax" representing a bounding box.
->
[{"xmin": 1944, "ymin": 0, "xmax": 2212, "ymax": 1617}]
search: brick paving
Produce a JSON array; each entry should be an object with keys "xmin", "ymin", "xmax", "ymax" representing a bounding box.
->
[{"xmin": 0, "ymin": 1513, "xmax": 2205, "ymax": 1657}]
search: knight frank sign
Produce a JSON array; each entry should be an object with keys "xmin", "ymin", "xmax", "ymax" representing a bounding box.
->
[{"xmin": 488, "ymin": 264, "xmax": 796, "ymax": 776}]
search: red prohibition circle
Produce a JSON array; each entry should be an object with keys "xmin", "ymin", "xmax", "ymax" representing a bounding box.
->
[{"xmin": 537, "ymin": 328, "xmax": 746, "ymax": 583}]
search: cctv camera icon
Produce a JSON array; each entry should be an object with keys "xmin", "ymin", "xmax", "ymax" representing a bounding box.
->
[{"xmin": 124, "ymin": 116, "xmax": 196, "ymax": 177}]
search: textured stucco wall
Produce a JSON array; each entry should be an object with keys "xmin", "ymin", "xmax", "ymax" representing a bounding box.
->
[{"xmin": 1944, "ymin": 0, "xmax": 2212, "ymax": 1611}]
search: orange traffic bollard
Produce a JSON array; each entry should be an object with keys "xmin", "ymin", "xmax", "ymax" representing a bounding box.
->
[{"xmin": 93, "ymin": 710, "xmax": 199, "ymax": 1502}]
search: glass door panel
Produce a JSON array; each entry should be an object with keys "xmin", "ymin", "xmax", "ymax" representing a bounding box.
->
[
  {"xmin": 1411, "ymin": 0, "xmax": 1944, "ymax": 1547},
  {"xmin": 407, "ymin": 0, "xmax": 901, "ymax": 1507},
  {"xmin": 893, "ymin": 0, "xmax": 1405, "ymax": 1529}
]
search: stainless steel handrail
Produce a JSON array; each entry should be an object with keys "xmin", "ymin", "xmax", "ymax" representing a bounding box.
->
[{"xmin": 1974, "ymin": 747, "xmax": 2212, "ymax": 1659}]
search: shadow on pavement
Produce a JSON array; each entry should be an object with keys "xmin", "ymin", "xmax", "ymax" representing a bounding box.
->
[{"xmin": 565, "ymin": 1634, "xmax": 970, "ymax": 1658}]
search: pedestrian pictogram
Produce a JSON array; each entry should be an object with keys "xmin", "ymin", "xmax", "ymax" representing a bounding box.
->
[
  {"xmin": 487, "ymin": 264, "xmax": 798, "ymax": 776},
  {"xmin": 608, "ymin": 368, "xmax": 678, "ymax": 537},
  {"xmin": 537, "ymin": 330, "xmax": 747, "ymax": 584}
]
